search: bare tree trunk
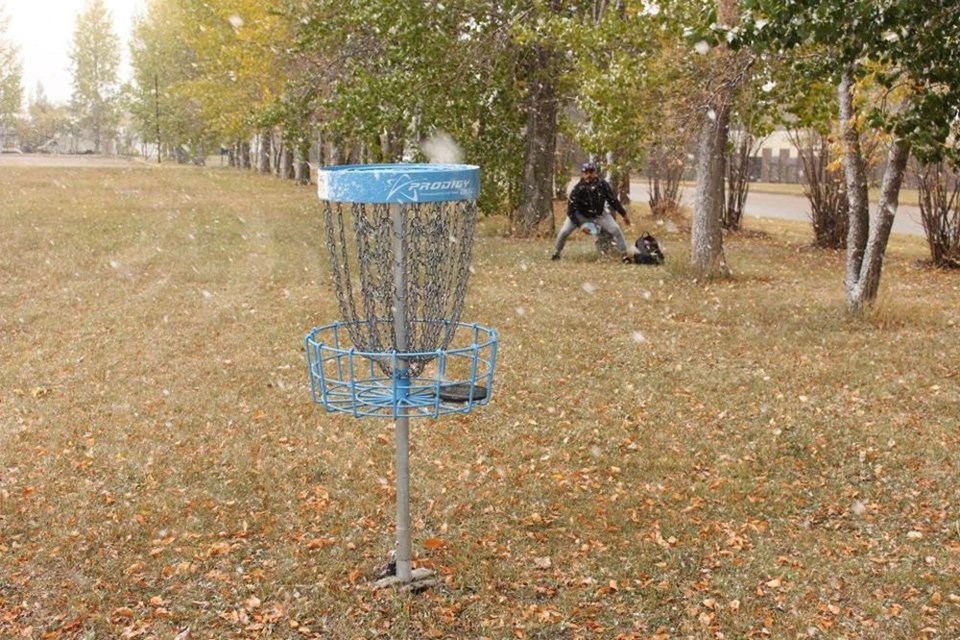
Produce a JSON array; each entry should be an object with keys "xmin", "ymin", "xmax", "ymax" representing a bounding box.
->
[
  {"xmin": 691, "ymin": 0, "xmax": 743, "ymax": 277},
  {"xmin": 692, "ymin": 98, "xmax": 732, "ymax": 276},
  {"xmin": 554, "ymin": 140, "xmax": 574, "ymax": 200},
  {"xmin": 256, "ymin": 132, "xmax": 270, "ymax": 173},
  {"xmin": 839, "ymin": 71, "xmax": 871, "ymax": 297},
  {"xmin": 240, "ymin": 140, "xmax": 251, "ymax": 169},
  {"xmin": 295, "ymin": 136, "xmax": 311, "ymax": 186},
  {"xmin": 282, "ymin": 147, "xmax": 295, "ymax": 180},
  {"xmin": 513, "ymin": 45, "xmax": 558, "ymax": 237},
  {"xmin": 839, "ymin": 69, "xmax": 913, "ymax": 311},
  {"xmin": 845, "ymin": 138, "xmax": 911, "ymax": 311}
]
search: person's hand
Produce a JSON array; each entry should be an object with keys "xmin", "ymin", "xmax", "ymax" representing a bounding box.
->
[{"xmin": 622, "ymin": 213, "xmax": 632, "ymax": 226}]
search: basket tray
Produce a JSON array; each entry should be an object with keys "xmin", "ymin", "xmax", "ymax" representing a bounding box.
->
[{"xmin": 305, "ymin": 320, "xmax": 497, "ymax": 419}]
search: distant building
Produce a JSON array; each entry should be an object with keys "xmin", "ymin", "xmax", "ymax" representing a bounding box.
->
[
  {"xmin": 37, "ymin": 132, "xmax": 116, "ymax": 155},
  {"xmin": 0, "ymin": 127, "xmax": 20, "ymax": 151}
]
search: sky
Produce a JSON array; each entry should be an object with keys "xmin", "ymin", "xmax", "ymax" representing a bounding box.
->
[{"xmin": 3, "ymin": 0, "xmax": 146, "ymax": 105}]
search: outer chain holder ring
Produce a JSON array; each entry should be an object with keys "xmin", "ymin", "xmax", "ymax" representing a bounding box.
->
[{"xmin": 305, "ymin": 320, "xmax": 497, "ymax": 419}]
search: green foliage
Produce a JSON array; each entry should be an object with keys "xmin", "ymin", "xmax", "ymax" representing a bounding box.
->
[
  {"xmin": 69, "ymin": 0, "xmax": 122, "ymax": 151},
  {"xmin": 17, "ymin": 89, "xmax": 71, "ymax": 151},
  {"xmin": 0, "ymin": 7, "xmax": 23, "ymax": 128},
  {"xmin": 290, "ymin": 0, "xmax": 529, "ymax": 213},
  {"xmin": 128, "ymin": 0, "xmax": 215, "ymax": 157},
  {"xmin": 127, "ymin": 0, "xmax": 291, "ymax": 160},
  {"xmin": 738, "ymin": 0, "xmax": 960, "ymax": 165}
]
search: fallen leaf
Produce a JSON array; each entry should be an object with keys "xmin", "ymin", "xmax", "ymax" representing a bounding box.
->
[{"xmin": 423, "ymin": 537, "xmax": 446, "ymax": 550}]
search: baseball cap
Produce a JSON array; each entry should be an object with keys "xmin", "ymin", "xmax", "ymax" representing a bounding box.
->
[{"xmin": 581, "ymin": 161, "xmax": 597, "ymax": 172}]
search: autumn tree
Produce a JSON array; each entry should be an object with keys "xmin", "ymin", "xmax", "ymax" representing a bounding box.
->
[
  {"xmin": 177, "ymin": 0, "xmax": 290, "ymax": 166},
  {"xmin": 690, "ymin": 0, "xmax": 752, "ymax": 277},
  {"xmin": 511, "ymin": 0, "xmax": 563, "ymax": 236},
  {"xmin": 18, "ymin": 86, "xmax": 71, "ymax": 152},
  {"xmin": 69, "ymin": 0, "xmax": 121, "ymax": 153},
  {"xmin": 128, "ymin": 0, "xmax": 214, "ymax": 162},
  {"xmin": 0, "ymin": 6, "xmax": 23, "ymax": 132},
  {"xmin": 741, "ymin": 0, "xmax": 960, "ymax": 312},
  {"xmin": 290, "ymin": 0, "xmax": 528, "ymax": 212}
]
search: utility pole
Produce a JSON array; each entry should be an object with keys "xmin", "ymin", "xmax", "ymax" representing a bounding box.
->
[{"xmin": 154, "ymin": 73, "xmax": 161, "ymax": 164}]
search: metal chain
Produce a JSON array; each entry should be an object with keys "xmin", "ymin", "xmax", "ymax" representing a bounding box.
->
[{"xmin": 322, "ymin": 199, "xmax": 477, "ymax": 376}]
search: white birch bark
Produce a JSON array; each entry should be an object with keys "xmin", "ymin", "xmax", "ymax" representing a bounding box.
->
[
  {"xmin": 846, "ymin": 139, "xmax": 911, "ymax": 311},
  {"xmin": 838, "ymin": 71, "xmax": 870, "ymax": 296},
  {"xmin": 839, "ymin": 69, "xmax": 913, "ymax": 311}
]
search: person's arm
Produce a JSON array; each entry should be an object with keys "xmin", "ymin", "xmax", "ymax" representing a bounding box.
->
[
  {"xmin": 567, "ymin": 184, "xmax": 584, "ymax": 226},
  {"xmin": 601, "ymin": 180, "xmax": 630, "ymax": 224}
]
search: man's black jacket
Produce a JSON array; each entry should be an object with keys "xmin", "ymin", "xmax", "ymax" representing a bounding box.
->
[{"xmin": 567, "ymin": 178, "xmax": 626, "ymax": 226}]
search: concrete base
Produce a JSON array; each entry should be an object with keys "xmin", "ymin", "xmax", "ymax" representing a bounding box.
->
[{"xmin": 373, "ymin": 567, "xmax": 438, "ymax": 593}]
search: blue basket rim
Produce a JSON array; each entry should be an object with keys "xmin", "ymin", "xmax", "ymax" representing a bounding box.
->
[
  {"xmin": 316, "ymin": 163, "xmax": 480, "ymax": 204},
  {"xmin": 305, "ymin": 320, "xmax": 497, "ymax": 359}
]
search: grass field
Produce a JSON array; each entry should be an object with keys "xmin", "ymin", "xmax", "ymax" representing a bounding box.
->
[{"xmin": 1, "ymin": 160, "xmax": 958, "ymax": 639}]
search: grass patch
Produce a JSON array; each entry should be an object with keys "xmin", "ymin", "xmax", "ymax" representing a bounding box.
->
[{"xmin": 1, "ymin": 162, "xmax": 958, "ymax": 639}]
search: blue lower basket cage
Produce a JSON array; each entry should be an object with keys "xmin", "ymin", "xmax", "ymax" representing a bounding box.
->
[{"xmin": 305, "ymin": 320, "xmax": 497, "ymax": 419}]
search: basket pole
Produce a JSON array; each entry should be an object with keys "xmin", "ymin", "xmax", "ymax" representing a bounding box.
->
[{"xmin": 392, "ymin": 203, "xmax": 413, "ymax": 583}]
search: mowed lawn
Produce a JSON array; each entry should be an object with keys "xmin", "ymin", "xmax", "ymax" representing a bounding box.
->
[{"xmin": 1, "ymin": 159, "xmax": 958, "ymax": 639}]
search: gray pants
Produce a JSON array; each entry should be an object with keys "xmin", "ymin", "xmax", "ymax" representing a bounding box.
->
[{"xmin": 554, "ymin": 212, "xmax": 628, "ymax": 256}]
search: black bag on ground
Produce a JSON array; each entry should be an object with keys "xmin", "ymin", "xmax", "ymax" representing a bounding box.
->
[{"xmin": 627, "ymin": 233, "xmax": 665, "ymax": 265}]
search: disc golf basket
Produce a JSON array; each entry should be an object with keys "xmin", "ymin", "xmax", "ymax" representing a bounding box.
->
[{"xmin": 305, "ymin": 163, "xmax": 497, "ymax": 587}]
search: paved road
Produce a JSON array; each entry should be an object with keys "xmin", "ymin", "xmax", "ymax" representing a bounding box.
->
[{"xmin": 629, "ymin": 182, "xmax": 926, "ymax": 237}]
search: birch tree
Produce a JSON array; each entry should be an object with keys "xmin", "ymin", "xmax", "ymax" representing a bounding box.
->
[
  {"xmin": 129, "ymin": 0, "xmax": 213, "ymax": 161},
  {"xmin": 741, "ymin": 0, "xmax": 960, "ymax": 312},
  {"xmin": 69, "ymin": 0, "xmax": 121, "ymax": 153},
  {"xmin": 0, "ymin": 6, "xmax": 22, "ymax": 131}
]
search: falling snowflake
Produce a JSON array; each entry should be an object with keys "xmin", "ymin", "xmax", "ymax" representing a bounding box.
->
[
  {"xmin": 642, "ymin": 1, "xmax": 661, "ymax": 16},
  {"xmin": 515, "ymin": 306, "xmax": 526, "ymax": 317},
  {"xmin": 582, "ymin": 282, "xmax": 596, "ymax": 294},
  {"xmin": 229, "ymin": 15, "xmax": 244, "ymax": 28},
  {"xmin": 631, "ymin": 331, "xmax": 647, "ymax": 343},
  {"xmin": 694, "ymin": 41, "xmax": 711, "ymax": 55}
]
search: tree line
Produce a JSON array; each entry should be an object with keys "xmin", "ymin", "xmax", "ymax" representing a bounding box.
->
[{"xmin": 1, "ymin": 0, "xmax": 958, "ymax": 313}]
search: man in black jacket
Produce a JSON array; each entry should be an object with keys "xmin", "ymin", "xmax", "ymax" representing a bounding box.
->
[{"xmin": 552, "ymin": 162, "xmax": 631, "ymax": 261}]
